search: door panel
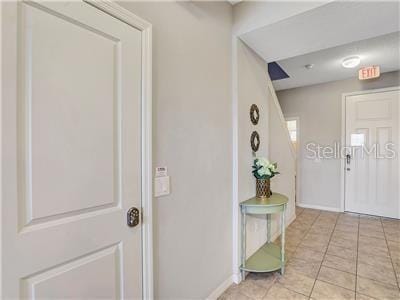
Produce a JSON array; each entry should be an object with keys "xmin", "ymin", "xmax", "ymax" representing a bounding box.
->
[
  {"xmin": 21, "ymin": 244, "xmax": 122, "ymax": 299},
  {"xmin": 355, "ymin": 99, "xmax": 392, "ymax": 120},
  {"xmin": 24, "ymin": 3, "xmax": 118, "ymax": 224},
  {"xmin": 2, "ymin": 1, "xmax": 142, "ymax": 298},
  {"xmin": 345, "ymin": 90, "xmax": 399, "ymax": 218}
]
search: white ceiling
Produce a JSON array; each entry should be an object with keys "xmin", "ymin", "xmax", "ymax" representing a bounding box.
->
[
  {"xmin": 240, "ymin": 1, "xmax": 400, "ymax": 63},
  {"xmin": 238, "ymin": 0, "xmax": 400, "ymax": 91},
  {"xmin": 233, "ymin": 0, "xmax": 332, "ymax": 36},
  {"xmin": 273, "ymin": 32, "xmax": 400, "ymax": 91}
]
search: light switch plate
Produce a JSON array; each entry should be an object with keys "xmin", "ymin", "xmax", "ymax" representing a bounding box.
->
[{"xmin": 154, "ymin": 176, "xmax": 170, "ymax": 197}]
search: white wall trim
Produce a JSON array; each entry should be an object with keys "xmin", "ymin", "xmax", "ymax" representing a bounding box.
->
[
  {"xmin": 231, "ymin": 272, "xmax": 241, "ymax": 286},
  {"xmin": 0, "ymin": 2, "xmax": 3, "ymax": 296},
  {"xmin": 340, "ymin": 86, "xmax": 400, "ymax": 215},
  {"xmin": 342, "ymin": 86, "xmax": 400, "ymax": 98},
  {"xmin": 297, "ymin": 202, "xmax": 341, "ymax": 212},
  {"xmin": 284, "ymin": 115, "xmax": 300, "ymax": 204},
  {"xmin": 340, "ymin": 92, "xmax": 346, "ymax": 213},
  {"xmin": 266, "ymin": 80, "xmax": 297, "ymax": 159},
  {"xmin": 85, "ymin": 1, "xmax": 153, "ymax": 299},
  {"xmin": 206, "ymin": 275, "xmax": 235, "ymax": 300},
  {"xmin": 231, "ymin": 35, "xmax": 240, "ymax": 285},
  {"xmin": 231, "ymin": 42, "xmax": 297, "ymax": 285},
  {"xmin": 284, "ymin": 115, "xmax": 300, "ymax": 150}
]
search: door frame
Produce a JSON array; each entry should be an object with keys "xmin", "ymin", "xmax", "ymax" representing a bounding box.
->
[
  {"xmin": 284, "ymin": 116, "xmax": 300, "ymax": 204},
  {"xmin": 340, "ymin": 86, "xmax": 400, "ymax": 214},
  {"xmin": 0, "ymin": 0, "xmax": 153, "ymax": 298}
]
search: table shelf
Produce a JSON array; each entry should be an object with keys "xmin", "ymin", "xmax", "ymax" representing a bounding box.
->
[
  {"xmin": 240, "ymin": 193, "xmax": 288, "ymax": 279},
  {"xmin": 240, "ymin": 242, "xmax": 286, "ymax": 273}
]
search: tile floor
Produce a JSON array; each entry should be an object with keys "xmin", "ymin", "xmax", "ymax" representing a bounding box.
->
[{"xmin": 219, "ymin": 207, "xmax": 400, "ymax": 300}]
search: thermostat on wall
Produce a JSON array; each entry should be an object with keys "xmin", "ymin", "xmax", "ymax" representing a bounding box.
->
[{"xmin": 155, "ymin": 166, "xmax": 170, "ymax": 197}]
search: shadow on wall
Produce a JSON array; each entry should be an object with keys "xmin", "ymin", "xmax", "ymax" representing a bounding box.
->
[{"xmin": 236, "ymin": 39, "xmax": 296, "ymax": 266}]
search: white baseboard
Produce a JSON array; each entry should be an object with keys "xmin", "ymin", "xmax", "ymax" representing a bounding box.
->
[
  {"xmin": 206, "ymin": 274, "xmax": 235, "ymax": 300},
  {"xmin": 287, "ymin": 212, "xmax": 297, "ymax": 226},
  {"xmin": 232, "ymin": 272, "xmax": 241, "ymax": 284},
  {"xmin": 297, "ymin": 202, "xmax": 342, "ymax": 212}
]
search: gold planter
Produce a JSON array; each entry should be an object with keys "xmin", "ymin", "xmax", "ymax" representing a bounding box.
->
[{"xmin": 256, "ymin": 178, "xmax": 271, "ymax": 198}]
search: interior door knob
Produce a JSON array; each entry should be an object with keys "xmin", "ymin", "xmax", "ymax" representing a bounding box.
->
[{"xmin": 127, "ymin": 207, "xmax": 140, "ymax": 227}]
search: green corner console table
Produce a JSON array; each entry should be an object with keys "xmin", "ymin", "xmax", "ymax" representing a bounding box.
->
[{"xmin": 240, "ymin": 193, "xmax": 288, "ymax": 279}]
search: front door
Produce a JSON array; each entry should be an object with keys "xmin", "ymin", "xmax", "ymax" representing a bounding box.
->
[
  {"xmin": 2, "ymin": 1, "xmax": 143, "ymax": 298},
  {"xmin": 345, "ymin": 88, "xmax": 399, "ymax": 219}
]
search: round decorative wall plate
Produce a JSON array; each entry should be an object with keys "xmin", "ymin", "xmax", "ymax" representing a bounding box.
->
[
  {"xmin": 250, "ymin": 104, "xmax": 260, "ymax": 125},
  {"xmin": 250, "ymin": 131, "xmax": 260, "ymax": 152}
]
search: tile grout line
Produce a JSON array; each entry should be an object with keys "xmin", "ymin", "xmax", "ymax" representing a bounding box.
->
[
  {"xmin": 226, "ymin": 211, "xmax": 399, "ymax": 300},
  {"xmin": 305, "ymin": 214, "xmax": 397, "ymax": 297},
  {"xmin": 284, "ymin": 211, "xmax": 390, "ymax": 298},
  {"xmin": 281, "ymin": 213, "xmax": 397, "ymax": 299},
  {"xmin": 308, "ymin": 211, "xmax": 341, "ymax": 298},
  {"xmin": 380, "ymin": 217, "xmax": 400, "ymax": 290},
  {"xmin": 289, "ymin": 208, "xmax": 317, "ymax": 252},
  {"xmin": 271, "ymin": 210, "xmax": 387, "ymax": 299},
  {"xmin": 245, "ymin": 207, "xmax": 310, "ymax": 300},
  {"xmin": 321, "ymin": 234, "xmax": 358, "ymax": 262},
  {"xmin": 355, "ymin": 214, "xmax": 360, "ymax": 299},
  {"xmin": 316, "ymin": 278, "xmax": 357, "ymax": 293},
  {"xmin": 357, "ymin": 217, "xmax": 400, "ymax": 292},
  {"xmin": 279, "ymin": 209, "xmax": 322, "ymax": 298},
  {"xmin": 356, "ymin": 217, "xmax": 399, "ymax": 293},
  {"xmin": 267, "ymin": 207, "xmax": 313, "ymax": 299},
  {"xmin": 284, "ymin": 207, "xmax": 308, "ymax": 261},
  {"xmin": 222, "ymin": 208, "xmax": 308, "ymax": 299},
  {"xmin": 296, "ymin": 213, "xmax": 382, "ymax": 296},
  {"xmin": 317, "ymin": 264, "xmax": 355, "ymax": 277}
]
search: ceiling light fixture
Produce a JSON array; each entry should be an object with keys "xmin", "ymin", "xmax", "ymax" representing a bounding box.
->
[
  {"xmin": 342, "ymin": 56, "xmax": 361, "ymax": 68},
  {"xmin": 305, "ymin": 64, "xmax": 314, "ymax": 70}
]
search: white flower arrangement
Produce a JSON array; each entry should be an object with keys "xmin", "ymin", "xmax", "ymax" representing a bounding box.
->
[{"xmin": 252, "ymin": 157, "xmax": 279, "ymax": 179}]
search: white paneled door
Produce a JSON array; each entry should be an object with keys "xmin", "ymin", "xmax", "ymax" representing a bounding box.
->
[
  {"xmin": 2, "ymin": 1, "xmax": 143, "ymax": 298},
  {"xmin": 345, "ymin": 89, "xmax": 400, "ymax": 219}
]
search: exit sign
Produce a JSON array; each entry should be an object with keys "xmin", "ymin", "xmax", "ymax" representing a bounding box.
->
[{"xmin": 359, "ymin": 66, "xmax": 380, "ymax": 80}]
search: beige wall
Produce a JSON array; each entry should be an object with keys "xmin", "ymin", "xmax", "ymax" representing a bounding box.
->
[
  {"xmin": 236, "ymin": 39, "xmax": 296, "ymax": 273},
  {"xmin": 117, "ymin": 2, "xmax": 298, "ymax": 297},
  {"xmin": 278, "ymin": 71, "xmax": 400, "ymax": 210},
  {"xmin": 119, "ymin": 2, "xmax": 233, "ymax": 299},
  {"xmin": 267, "ymin": 85, "xmax": 296, "ymax": 224},
  {"xmin": 237, "ymin": 40, "xmax": 270, "ymax": 258}
]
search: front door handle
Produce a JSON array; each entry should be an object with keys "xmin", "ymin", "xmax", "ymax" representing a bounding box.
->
[
  {"xmin": 346, "ymin": 154, "xmax": 351, "ymax": 171},
  {"xmin": 127, "ymin": 207, "xmax": 140, "ymax": 227}
]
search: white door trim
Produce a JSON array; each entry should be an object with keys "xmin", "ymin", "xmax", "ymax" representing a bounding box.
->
[
  {"xmin": 231, "ymin": 35, "xmax": 240, "ymax": 284},
  {"xmin": 284, "ymin": 116, "xmax": 300, "ymax": 204},
  {"xmin": 340, "ymin": 86, "xmax": 400, "ymax": 214},
  {"xmin": 0, "ymin": 3, "xmax": 3, "ymax": 297},
  {"xmin": 87, "ymin": 2, "xmax": 154, "ymax": 298},
  {"xmin": 0, "ymin": 1, "xmax": 153, "ymax": 298}
]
